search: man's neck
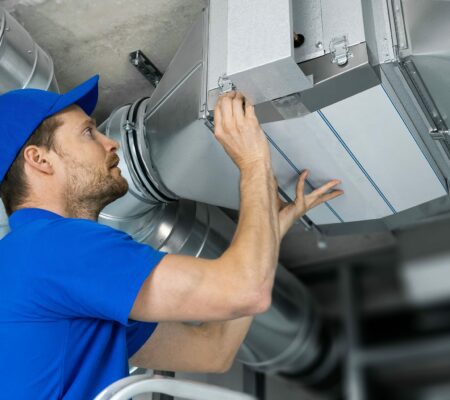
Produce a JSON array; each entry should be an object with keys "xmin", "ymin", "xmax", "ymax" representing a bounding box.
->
[
  {"xmin": 19, "ymin": 199, "xmax": 100, "ymax": 221},
  {"xmin": 65, "ymin": 200, "xmax": 101, "ymax": 221}
]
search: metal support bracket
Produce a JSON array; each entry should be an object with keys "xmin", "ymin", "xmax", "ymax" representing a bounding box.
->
[{"xmin": 129, "ymin": 50, "xmax": 163, "ymax": 88}]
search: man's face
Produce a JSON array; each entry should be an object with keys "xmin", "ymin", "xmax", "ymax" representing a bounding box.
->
[{"xmin": 50, "ymin": 105, "xmax": 128, "ymax": 210}]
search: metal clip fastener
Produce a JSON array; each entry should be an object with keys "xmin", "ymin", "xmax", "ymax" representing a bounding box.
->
[
  {"xmin": 330, "ymin": 36, "xmax": 353, "ymax": 66},
  {"xmin": 429, "ymin": 128, "xmax": 450, "ymax": 141},
  {"xmin": 218, "ymin": 74, "xmax": 234, "ymax": 93},
  {"xmin": 123, "ymin": 121, "xmax": 136, "ymax": 133}
]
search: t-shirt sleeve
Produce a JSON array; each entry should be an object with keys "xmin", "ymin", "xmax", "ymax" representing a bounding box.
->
[
  {"xmin": 126, "ymin": 320, "xmax": 158, "ymax": 358},
  {"xmin": 26, "ymin": 219, "xmax": 166, "ymax": 325}
]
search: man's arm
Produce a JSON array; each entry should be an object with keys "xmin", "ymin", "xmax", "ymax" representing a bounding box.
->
[
  {"xmin": 129, "ymin": 93, "xmax": 343, "ymax": 373},
  {"xmin": 130, "ymin": 318, "xmax": 253, "ymax": 373},
  {"xmin": 130, "ymin": 93, "xmax": 342, "ymax": 323}
]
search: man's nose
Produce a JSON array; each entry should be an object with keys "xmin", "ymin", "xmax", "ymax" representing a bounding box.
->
[{"xmin": 99, "ymin": 131, "xmax": 120, "ymax": 152}]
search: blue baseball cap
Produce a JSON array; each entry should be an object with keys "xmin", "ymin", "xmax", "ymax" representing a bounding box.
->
[{"xmin": 0, "ymin": 74, "xmax": 100, "ymax": 183}]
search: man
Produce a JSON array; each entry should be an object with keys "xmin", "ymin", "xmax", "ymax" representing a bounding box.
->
[{"xmin": 0, "ymin": 75, "xmax": 342, "ymax": 399}]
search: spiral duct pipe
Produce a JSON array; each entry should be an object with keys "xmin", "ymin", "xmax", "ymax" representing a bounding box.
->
[
  {"xmin": 0, "ymin": 6, "xmax": 59, "ymax": 239},
  {"xmin": 0, "ymin": 6, "xmax": 58, "ymax": 94}
]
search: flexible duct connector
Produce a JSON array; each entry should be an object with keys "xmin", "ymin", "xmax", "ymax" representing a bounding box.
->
[
  {"xmin": 98, "ymin": 102, "xmax": 340, "ymax": 381},
  {"xmin": 100, "ymin": 99, "xmax": 178, "ymax": 208},
  {"xmin": 0, "ymin": 7, "xmax": 58, "ymax": 93}
]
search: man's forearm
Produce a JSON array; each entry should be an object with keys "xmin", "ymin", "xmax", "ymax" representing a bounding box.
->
[
  {"xmin": 186, "ymin": 316, "xmax": 255, "ymax": 372},
  {"xmin": 130, "ymin": 317, "xmax": 254, "ymax": 373},
  {"xmin": 219, "ymin": 160, "xmax": 280, "ymax": 305}
]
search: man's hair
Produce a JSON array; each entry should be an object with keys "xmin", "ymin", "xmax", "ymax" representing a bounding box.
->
[{"xmin": 0, "ymin": 116, "xmax": 62, "ymax": 215}]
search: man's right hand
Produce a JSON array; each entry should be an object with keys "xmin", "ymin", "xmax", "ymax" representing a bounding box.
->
[
  {"xmin": 214, "ymin": 92, "xmax": 272, "ymax": 171},
  {"xmin": 213, "ymin": 91, "xmax": 344, "ymax": 238}
]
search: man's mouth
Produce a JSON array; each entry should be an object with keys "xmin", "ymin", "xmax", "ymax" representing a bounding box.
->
[{"xmin": 109, "ymin": 155, "xmax": 120, "ymax": 169}]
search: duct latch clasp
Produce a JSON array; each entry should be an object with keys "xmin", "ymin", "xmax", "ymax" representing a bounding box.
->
[
  {"xmin": 330, "ymin": 36, "xmax": 353, "ymax": 66},
  {"xmin": 429, "ymin": 128, "xmax": 450, "ymax": 141},
  {"xmin": 123, "ymin": 121, "xmax": 136, "ymax": 133},
  {"xmin": 218, "ymin": 74, "xmax": 235, "ymax": 93}
]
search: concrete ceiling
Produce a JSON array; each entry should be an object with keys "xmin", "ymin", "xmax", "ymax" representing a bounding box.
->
[{"xmin": 2, "ymin": 0, "xmax": 205, "ymax": 123}]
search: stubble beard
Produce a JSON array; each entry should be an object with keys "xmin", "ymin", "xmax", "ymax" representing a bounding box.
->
[{"xmin": 63, "ymin": 158, "xmax": 129, "ymax": 220}]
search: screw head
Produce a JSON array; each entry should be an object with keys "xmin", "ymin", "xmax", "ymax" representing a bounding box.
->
[
  {"xmin": 293, "ymin": 32, "xmax": 305, "ymax": 48},
  {"xmin": 316, "ymin": 41, "xmax": 323, "ymax": 49}
]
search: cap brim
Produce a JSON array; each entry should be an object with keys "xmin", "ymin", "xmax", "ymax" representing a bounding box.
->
[{"xmin": 47, "ymin": 74, "xmax": 99, "ymax": 117}]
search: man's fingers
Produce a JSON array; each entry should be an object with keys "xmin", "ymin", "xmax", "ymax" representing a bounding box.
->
[
  {"xmin": 232, "ymin": 93, "xmax": 245, "ymax": 125},
  {"xmin": 296, "ymin": 170, "xmax": 308, "ymax": 196},
  {"xmin": 309, "ymin": 179, "xmax": 341, "ymax": 198},
  {"xmin": 303, "ymin": 178, "xmax": 343, "ymax": 210},
  {"xmin": 218, "ymin": 92, "xmax": 238, "ymax": 130},
  {"xmin": 244, "ymin": 98, "xmax": 257, "ymax": 120},
  {"xmin": 214, "ymin": 97, "xmax": 224, "ymax": 133},
  {"xmin": 309, "ymin": 189, "xmax": 344, "ymax": 208}
]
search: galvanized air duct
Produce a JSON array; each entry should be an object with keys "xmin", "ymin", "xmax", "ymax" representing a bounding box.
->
[
  {"xmin": 0, "ymin": 6, "xmax": 59, "ymax": 239},
  {"xmin": 112, "ymin": 1, "xmax": 450, "ymax": 233},
  {"xmin": 0, "ymin": 7, "xmax": 58, "ymax": 93},
  {"xmin": 98, "ymin": 101, "xmax": 340, "ymax": 381}
]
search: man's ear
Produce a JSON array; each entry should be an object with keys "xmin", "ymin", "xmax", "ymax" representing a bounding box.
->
[{"xmin": 23, "ymin": 145, "xmax": 54, "ymax": 175}]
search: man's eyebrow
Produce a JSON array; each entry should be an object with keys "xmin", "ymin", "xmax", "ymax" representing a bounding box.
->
[{"xmin": 79, "ymin": 117, "xmax": 97, "ymax": 129}]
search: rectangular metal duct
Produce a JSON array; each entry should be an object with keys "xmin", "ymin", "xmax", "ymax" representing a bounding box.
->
[
  {"xmin": 264, "ymin": 85, "xmax": 447, "ymax": 225},
  {"xmin": 142, "ymin": 0, "xmax": 450, "ymax": 229},
  {"xmin": 208, "ymin": 0, "xmax": 313, "ymax": 105}
]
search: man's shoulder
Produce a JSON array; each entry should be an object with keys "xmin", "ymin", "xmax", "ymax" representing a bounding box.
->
[
  {"xmin": 2, "ymin": 215, "xmax": 133, "ymax": 251},
  {"xmin": 45, "ymin": 217, "xmax": 134, "ymax": 246},
  {"xmin": 58, "ymin": 217, "xmax": 123, "ymax": 233}
]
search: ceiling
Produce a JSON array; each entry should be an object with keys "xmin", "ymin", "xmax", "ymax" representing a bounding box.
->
[{"xmin": 1, "ymin": 0, "xmax": 205, "ymax": 123}]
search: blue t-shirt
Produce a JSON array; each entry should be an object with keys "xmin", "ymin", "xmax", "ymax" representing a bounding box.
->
[{"xmin": 0, "ymin": 208, "xmax": 166, "ymax": 399}]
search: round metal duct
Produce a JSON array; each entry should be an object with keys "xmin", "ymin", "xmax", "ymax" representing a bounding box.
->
[
  {"xmin": 237, "ymin": 265, "xmax": 341, "ymax": 383},
  {"xmin": 0, "ymin": 6, "xmax": 58, "ymax": 93}
]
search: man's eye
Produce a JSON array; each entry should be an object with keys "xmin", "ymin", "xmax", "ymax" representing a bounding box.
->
[{"xmin": 83, "ymin": 127, "xmax": 94, "ymax": 137}]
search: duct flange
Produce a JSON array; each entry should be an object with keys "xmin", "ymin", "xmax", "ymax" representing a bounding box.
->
[{"xmin": 99, "ymin": 98, "xmax": 178, "ymax": 207}]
